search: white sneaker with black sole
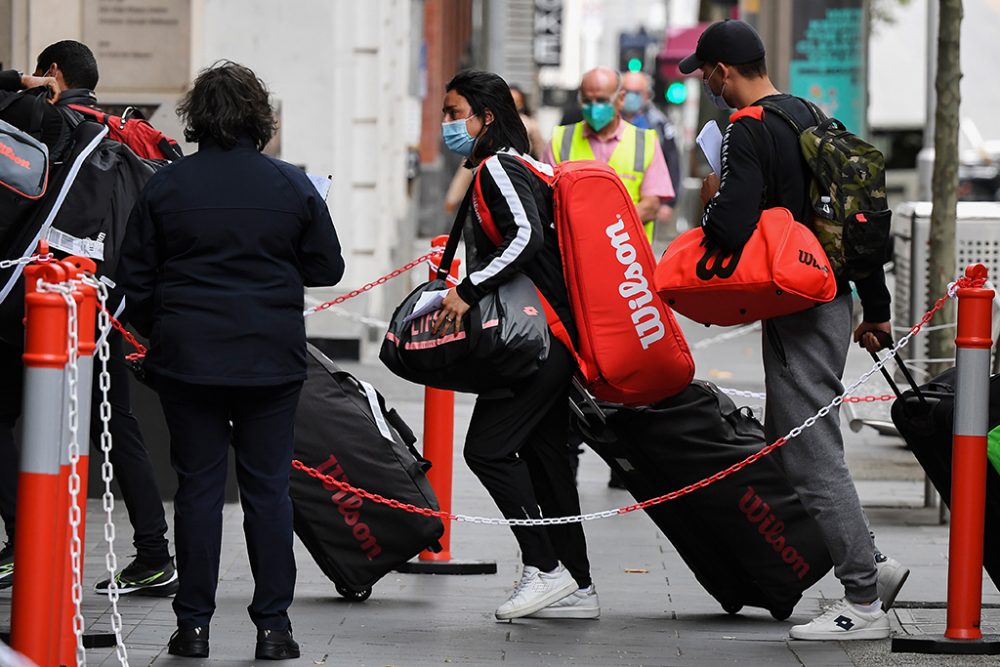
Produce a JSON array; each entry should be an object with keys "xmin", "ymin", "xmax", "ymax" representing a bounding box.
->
[
  {"xmin": 875, "ymin": 554, "xmax": 909, "ymax": 611},
  {"xmin": 495, "ymin": 565, "xmax": 577, "ymax": 620},
  {"xmin": 789, "ymin": 598, "xmax": 890, "ymax": 641},
  {"xmin": 527, "ymin": 585, "xmax": 600, "ymax": 619}
]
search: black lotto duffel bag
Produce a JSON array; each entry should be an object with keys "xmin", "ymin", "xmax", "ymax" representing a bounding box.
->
[
  {"xmin": 890, "ymin": 365, "xmax": 1000, "ymax": 588},
  {"xmin": 572, "ymin": 380, "xmax": 833, "ymax": 620},
  {"xmin": 291, "ymin": 345, "xmax": 445, "ymax": 600},
  {"xmin": 380, "ymin": 187, "xmax": 549, "ymax": 393}
]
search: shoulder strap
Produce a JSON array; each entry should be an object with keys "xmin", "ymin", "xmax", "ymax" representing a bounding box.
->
[
  {"xmin": 756, "ymin": 100, "xmax": 804, "ymax": 135},
  {"xmin": 435, "ymin": 178, "xmax": 474, "ymax": 281}
]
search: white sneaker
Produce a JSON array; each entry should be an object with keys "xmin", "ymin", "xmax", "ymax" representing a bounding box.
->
[
  {"xmin": 789, "ymin": 598, "xmax": 890, "ymax": 641},
  {"xmin": 495, "ymin": 565, "xmax": 577, "ymax": 620},
  {"xmin": 876, "ymin": 555, "xmax": 910, "ymax": 612},
  {"xmin": 527, "ymin": 585, "xmax": 600, "ymax": 619}
]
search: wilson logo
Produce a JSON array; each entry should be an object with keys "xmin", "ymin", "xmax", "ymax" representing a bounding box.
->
[
  {"xmin": 739, "ymin": 486, "xmax": 810, "ymax": 580},
  {"xmin": 315, "ymin": 454, "xmax": 382, "ymax": 561},
  {"xmin": 0, "ymin": 142, "xmax": 30, "ymax": 170},
  {"xmin": 696, "ymin": 243, "xmax": 742, "ymax": 281},
  {"xmin": 606, "ymin": 215, "xmax": 665, "ymax": 350},
  {"xmin": 798, "ymin": 250, "xmax": 829, "ymax": 274}
]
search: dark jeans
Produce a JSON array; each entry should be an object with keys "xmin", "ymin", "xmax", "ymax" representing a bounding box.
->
[
  {"xmin": 0, "ymin": 335, "xmax": 170, "ymax": 563},
  {"xmin": 155, "ymin": 376, "xmax": 301, "ymax": 630},
  {"xmin": 463, "ymin": 343, "xmax": 592, "ymax": 589}
]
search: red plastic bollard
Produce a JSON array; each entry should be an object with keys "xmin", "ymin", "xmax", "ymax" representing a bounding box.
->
[
  {"xmin": 420, "ymin": 235, "xmax": 459, "ymax": 561},
  {"xmin": 57, "ymin": 258, "xmax": 97, "ymax": 667},
  {"xmin": 945, "ymin": 264, "xmax": 995, "ymax": 641},
  {"xmin": 11, "ymin": 261, "xmax": 70, "ymax": 667}
]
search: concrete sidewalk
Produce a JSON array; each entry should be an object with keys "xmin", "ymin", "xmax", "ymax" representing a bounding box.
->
[{"xmin": 3, "ymin": 321, "xmax": 999, "ymax": 666}]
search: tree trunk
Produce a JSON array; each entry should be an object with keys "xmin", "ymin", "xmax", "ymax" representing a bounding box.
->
[{"xmin": 927, "ymin": 0, "xmax": 962, "ymax": 377}]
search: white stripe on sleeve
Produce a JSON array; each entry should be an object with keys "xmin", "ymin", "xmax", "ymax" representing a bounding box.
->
[{"xmin": 468, "ymin": 157, "xmax": 533, "ymax": 286}]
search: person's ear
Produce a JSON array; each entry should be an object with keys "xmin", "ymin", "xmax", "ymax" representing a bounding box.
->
[{"xmin": 483, "ymin": 108, "xmax": 494, "ymax": 126}]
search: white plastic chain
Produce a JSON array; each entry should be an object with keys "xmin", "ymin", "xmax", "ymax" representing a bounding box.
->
[
  {"xmin": 87, "ymin": 277, "xmax": 130, "ymax": 667},
  {"xmin": 0, "ymin": 253, "xmax": 53, "ymax": 270},
  {"xmin": 40, "ymin": 280, "xmax": 87, "ymax": 667},
  {"xmin": 436, "ymin": 290, "xmax": 951, "ymax": 528}
]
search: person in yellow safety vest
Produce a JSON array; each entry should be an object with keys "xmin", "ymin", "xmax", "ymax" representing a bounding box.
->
[{"xmin": 541, "ymin": 67, "xmax": 675, "ymax": 244}]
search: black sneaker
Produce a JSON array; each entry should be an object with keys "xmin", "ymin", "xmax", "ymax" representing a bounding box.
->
[
  {"xmin": 0, "ymin": 543, "xmax": 13, "ymax": 590},
  {"xmin": 94, "ymin": 556, "xmax": 179, "ymax": 596}
]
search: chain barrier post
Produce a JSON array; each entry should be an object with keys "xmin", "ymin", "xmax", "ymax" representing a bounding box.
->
[
  {"xmin": 60, "ymin": 258, "xmax": 98, "ymax": 667},
  {"xmin": 396, "ymin": 236, "xmax": 496, "ymax": 575},
  {"xmin": 11, "ymin": 258, "xmax": 69, "ymax": 667},
  {"xmin": 894, "ymin": 264, "xmax": 1000, "ymax": 655}
]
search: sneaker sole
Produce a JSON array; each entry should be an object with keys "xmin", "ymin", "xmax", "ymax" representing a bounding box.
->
[
  {"xmin": 95, "ymin": 570, "xmax": 179, "ymax": 596},
  {"xmin": 789, "ymin": 626, "xmax": 891, "ymax": 641},
  {"xmin": 879, "ymin": 566, "xmax": 910, "ymax": 612},
  {"xmin": 527, "ymin": 606, "xmax": 600, "ymax": 619},
  {"xmin": 495, "ymin": 579, "xmax": 578, "ymax": 620}
]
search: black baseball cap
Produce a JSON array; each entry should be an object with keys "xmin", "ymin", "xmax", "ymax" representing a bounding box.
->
[{"xmin": 679, "ymin": 19, "xmax": 766, "ymax": 74}]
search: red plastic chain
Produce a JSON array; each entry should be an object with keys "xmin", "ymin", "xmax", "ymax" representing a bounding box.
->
[
  {"xmin": 290, "ymin": 278, "xmax": 966, "ymax": 523},
  {"xmin": 307, "ymin": 249, "xmax": 444, "ymax": 315},
  {"xmin": 109, "ymin": 249, "xmax": 445, "ymax": 359}
]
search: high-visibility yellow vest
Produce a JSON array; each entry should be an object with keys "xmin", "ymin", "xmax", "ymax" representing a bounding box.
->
[{"xmin": 550, "ymin": 120, "xmax": 658, "ymax": 242}]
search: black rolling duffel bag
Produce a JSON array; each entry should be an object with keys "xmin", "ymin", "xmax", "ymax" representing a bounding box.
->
[
  {"xmin": 572, "ymin": 380, "xmax": 833, "ymax": 620},
  {"xmin": 890, "ymin": 364, "xmax": 1000, "ymax": 587},
  {"xmin": 290, "ymin": 345, "xmax": 445, "ymax": 600}
]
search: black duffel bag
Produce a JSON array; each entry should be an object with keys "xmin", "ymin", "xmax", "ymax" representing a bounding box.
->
[{"xmin": 379, "ymin": 186, "xmax": 549, "ymax": 393}]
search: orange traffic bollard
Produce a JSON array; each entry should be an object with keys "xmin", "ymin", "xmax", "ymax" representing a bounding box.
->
[
  {"xmin": 893, "ymin": 264, "xmax": 1000, "ymax": 655},
  {"xmin": 11, "ymin": 259, "xmax": 70, "ymax": 667},
  {"xmin": 396, "ymin": 236, "xmax": 495, "ymax": 575}
]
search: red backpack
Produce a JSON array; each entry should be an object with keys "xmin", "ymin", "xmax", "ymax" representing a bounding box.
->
[
  {"xmin": 68, "ymin": 104, "xmax": 183, "ymax": 161},
  {"xmin": 473, "ymin": 156, "xmax": 694, "ymax": 406}
]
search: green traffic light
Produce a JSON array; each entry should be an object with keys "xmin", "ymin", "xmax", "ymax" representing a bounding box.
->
[
  {"xmin": 666, "ymin": 81, "xmax": 687, "ymax": 104},
  {"xmin": 627, "ymin": 57, "xmax": 643, "ymax": 72}
]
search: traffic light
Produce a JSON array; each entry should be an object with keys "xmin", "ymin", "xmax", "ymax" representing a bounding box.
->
[
  {"xmin": 618, "ymin": 31, "xmax": 652, "ymax": 74},
  {"xmin": 665, "ymin": 81, "xmax": 687, "ymax": 105}
]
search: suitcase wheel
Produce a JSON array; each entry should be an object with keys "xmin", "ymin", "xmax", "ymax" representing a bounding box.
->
[
  {"xmin": 721, "ymin": 602, "xmax": 743, "ymax": 615},
  {"xmin": 335, "ymin": 585, "xmax": 373, "ymax": 602},
  {"xmin": 770, "ymin": 607, "xmax": 792, "ymax": 621}
]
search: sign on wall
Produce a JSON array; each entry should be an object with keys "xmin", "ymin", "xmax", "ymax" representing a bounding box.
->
[
  {"xmin": 789, "ymin": 0, "xmax": 865, "ymax": 134},
  {"xmin": 534, "ymin": 0, "xmax": 562, "ymax": 67},
  {"xmin": 83, "ymin": 0, "xmax": 191, "ymax": 93}
]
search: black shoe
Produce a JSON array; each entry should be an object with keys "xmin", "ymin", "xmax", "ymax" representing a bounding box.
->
[
  {"xmin": 607, "ymin": 470, "xmax": 628, "ymax": 490},
  {"xmin": 95, "ymin": 556, "xmax": 179, "ymax": 596},
  {"xmin": 256, "ymin": 627, "xmax": 300, "ymax": 660},
  {"xmin": 0, "ymin": 542, "xmax": 13, "ymax": 590},
  {"xmin": 168, "ymin": 626, "xmax": 209, "ymax": 658}
]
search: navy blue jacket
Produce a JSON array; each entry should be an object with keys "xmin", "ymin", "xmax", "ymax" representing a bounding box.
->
[{"xmin": 118, "ymin": 137, "xmax": 345, "ymax": 386}]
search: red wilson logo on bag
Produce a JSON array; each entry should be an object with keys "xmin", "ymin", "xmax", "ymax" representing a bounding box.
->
[
  {"xmin": 314, "ymin": 454, "xmax": 383, "ymax": 561},
  {"xmin": 739, "ymin": 486, "xmax": 810, "ymax": 580},
  {"xmin": 0, "ymin": 142, "xmax": 30, "ymax": 169}
]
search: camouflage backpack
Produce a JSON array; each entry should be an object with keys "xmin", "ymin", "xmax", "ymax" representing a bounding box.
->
[{"xmin": 759, "ymin": 99, "xmax": 892, "ymax": 281}]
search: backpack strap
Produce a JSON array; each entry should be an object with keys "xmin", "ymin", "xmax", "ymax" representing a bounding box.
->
[{"xmin": 435, "ymin": 179, "xmax": 474, "ymax": 281}]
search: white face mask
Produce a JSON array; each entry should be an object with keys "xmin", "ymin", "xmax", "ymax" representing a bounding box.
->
[{"xmin": 703, "ymin": 64, "xmax": 730, "ymax": 111}]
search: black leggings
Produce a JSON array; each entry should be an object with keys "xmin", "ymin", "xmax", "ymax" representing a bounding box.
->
[{"xmin": 463, "ymin": 343, "xmax": 592, "ymax": 588}]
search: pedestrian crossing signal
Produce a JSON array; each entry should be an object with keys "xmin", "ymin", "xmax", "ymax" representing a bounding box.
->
[
  {"xmin": 627, "ymin": 57, "xmax": 643, "ymax": 72},
  {"xmin": 665, "ymin": 82, "xmax": 687, "ymax": 105}
]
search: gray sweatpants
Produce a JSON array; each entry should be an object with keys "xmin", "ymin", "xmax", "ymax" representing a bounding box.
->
[{"xmin": 762, "ymin": 292, "xmax": 878, "ymax": 604}]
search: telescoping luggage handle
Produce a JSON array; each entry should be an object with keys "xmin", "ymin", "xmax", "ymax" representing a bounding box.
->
[{"xmin": 869, "ymin": 330, "xmax": 928, "ymax": 407}]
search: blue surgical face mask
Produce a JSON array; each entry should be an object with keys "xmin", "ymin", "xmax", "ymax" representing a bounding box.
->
[
  {"xmin": 441, "ymin": 116, "xmax": 477, "ymax": 156},
  {"xmin": 703, "ymin": 65, "xmax": 730, "ymax": 111},
  {"xmin": 623, "ymin": 91, "xmax": 644, "ymax": 115},
  {"xmin": 581, "ymin": 102, "xmax": 616, "ymax": 132}
]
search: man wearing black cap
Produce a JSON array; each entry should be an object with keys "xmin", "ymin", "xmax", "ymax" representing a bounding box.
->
[{"xmin": 679, "ymin": 19, "xmax": 906, "ymax": 641}]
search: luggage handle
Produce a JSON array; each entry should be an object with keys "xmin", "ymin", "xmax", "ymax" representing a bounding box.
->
[{"xmin": 868, "ymin": 330, "xmax": 928, "ymax": 407}]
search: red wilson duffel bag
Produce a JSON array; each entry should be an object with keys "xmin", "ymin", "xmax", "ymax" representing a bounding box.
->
[{"xmin": 654, "ymin": 207, "xmax": 837, "ymax": 327}]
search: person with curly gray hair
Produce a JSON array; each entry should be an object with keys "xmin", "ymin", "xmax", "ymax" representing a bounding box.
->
[{"xmin": 118, "ymin": 61, "xmax": 345, "ymax": 659}]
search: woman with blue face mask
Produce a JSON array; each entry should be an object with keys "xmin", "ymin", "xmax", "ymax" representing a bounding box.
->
[{"xmin": 434, "ymin": 70, "xmax": 599, "ymax": 622}]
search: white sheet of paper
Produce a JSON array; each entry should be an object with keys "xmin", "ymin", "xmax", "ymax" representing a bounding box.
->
[
  {"xmin": 308, "ymin": 173, "xmax": 333, "ymax": 201},
  {"xmin": 401, "ymin": 289, "xmax": 450, "ymax": 325},
  {"xmin": 696, "ymin": 121, "xmax": 724, "ymax": 175}
]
